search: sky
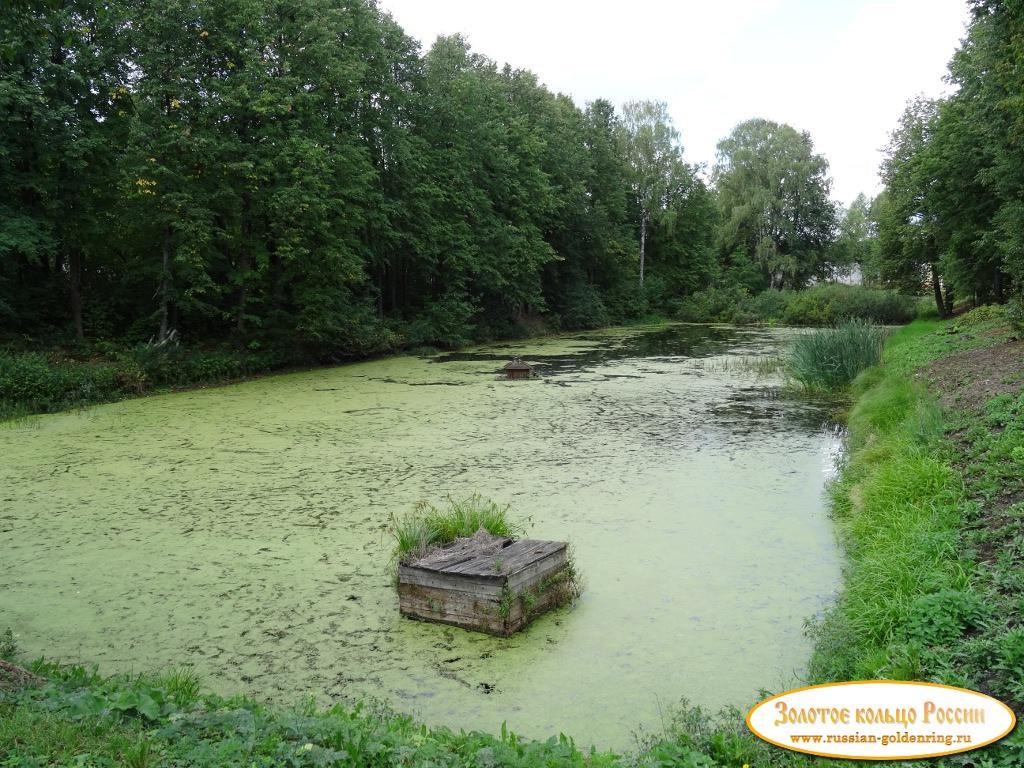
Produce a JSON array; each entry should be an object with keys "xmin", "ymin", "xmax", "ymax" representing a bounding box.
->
[{"xmin": 376, "ymin": 0, "xmax": 970, "ymax": 208}]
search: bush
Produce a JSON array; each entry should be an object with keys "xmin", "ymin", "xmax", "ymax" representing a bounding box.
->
[
  {"xmin": 1008, "ymin": 296, "xmax": 1024, "ymax": 334},
  {"xmin": 782, "ymin": 284, "xmax": 916, "ymax": 326},
  {"xmin": 405, "ymin": 292, "xmax": 479, "ymax": 348},
  {"xmin": 955, "ymin": 303, "xmax": 1006, "ymax": 326},
  {"xmin": 0, "ymin": 352, "xmax": 125, "ymax": 414},
  {"xmin": 675, "ymin": 285, "xmax": 916, "ymax": 326},
  {"xmin": 787, "ymin": 319, "xmax": 886, "ymax": 390},
  {"xmin": 674, "ymin": 286, "xmax": 747, "ymax": 322},
  {"xmin": 0, "ymin": 343, "xmax": 301, "ymax": 420},
  {"xmin": 559, "ymin": 282, "xmax": 611, "ymax": 331},
  {"xmin": 731, "ymin": 289, "xmax": 792, "ymax": 324}
]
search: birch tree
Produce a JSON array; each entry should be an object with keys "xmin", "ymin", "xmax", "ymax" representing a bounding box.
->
[{"xmin": 620, "ymin": 101, "xmax": 683, "ymax": 287}]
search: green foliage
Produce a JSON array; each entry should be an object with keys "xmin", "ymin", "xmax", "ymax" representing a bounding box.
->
[
  {"xmin": 404, "ymin": 291, "xmax": 479, "ymax": 349},
  {"xmin": 0, "ymin": 0, "xmax": 731, "ymax": 379},
  {"xmin": 558, "ymin": 281, "xmax": 611, "ymax": 331},
  {"xmin": 0, "ymin": 352, "xmax": 125, "ymax": 416},
  {"xmin": 0, "ymin": 343, "xmax": 300, "ymax": 419},
  {"xmin": 1006, "ymin": 296, "xmax": 1024, "ymax": 334},
  {"xmin": 674, "ymin": 286, "xmax": 748, "ymax": 322},
  {"xmin": 731, "ymin": 289, "xmax": 790, "ymax": 325},
  {"xmin": 390, "ymin": 495, "xmax": 525, "ymax": 563},
  {"xmin": 714, "ymin": 118, "xmax": 837, "ymax": 290},
  {"xmin": 673, "ymin": 285, "xmax": 916, "ymax": 327},
  {"xmin": 1, "ymin": 660, "xmax": 623, "ymax": 768},
  {"xmin": 0, "ymin": 629, "xmax": 16, "ymax": 661},
  {"xmin": 787, "ymin": 320, "xmax": 886, "ymax": 390},
  {"xmin": 916, "ymin": 295, "xmax": 941, "ymax": 320},
  {"xmin": 780, "ymin": 284, "xmax": 915, "ymax": 326}
]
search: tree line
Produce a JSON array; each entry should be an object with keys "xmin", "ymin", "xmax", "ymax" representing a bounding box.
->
[
  {"xmin": 872, "ymin": 0, "xmax": 1024, "ymax": 317},
  {"xmin": 2, "ymin": 0, "xmax": 846, "ymax": 358}
]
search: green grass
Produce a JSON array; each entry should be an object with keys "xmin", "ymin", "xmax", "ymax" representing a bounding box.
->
[
  {"xmin": 803, "ymin": 318, "xmax": 1024, "ymax": 765},
  {"xmin": 883, "ymin": 305, "xmax": 1016, "ymax": 376},
  {"xmin": 1, "ymin": 659, "xmax": 624, "ymax": 768},
  {"xmin": 787, "ymin": 319, "xmax": 886, "ymax": 391},
  {"xmin": 808, "ymin": 369, "xmax": 968, "ymax": 681},
  {"xmin": 390, "ymin": 495, "xmax": 526, "ymax": 563}
]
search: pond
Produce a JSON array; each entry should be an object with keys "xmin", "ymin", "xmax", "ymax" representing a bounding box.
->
[{"xmin": 0, "ymin": 323, "xmax": 842, "ymax": 749}]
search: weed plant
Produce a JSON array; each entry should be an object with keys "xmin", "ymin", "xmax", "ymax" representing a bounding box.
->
[
  {"xmin": 390, "ymin": 495, "xmax": 525, "ymax": 564},
  {"xmin": 787, "ymin": 319, "xmax": 885, "ymax": 391}
]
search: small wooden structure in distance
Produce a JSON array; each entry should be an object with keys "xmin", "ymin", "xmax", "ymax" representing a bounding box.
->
[
  {"xmin": 398, "ymin": 537, "xmax": 571, "ymax": 636},
  {"xmin": 502, "ymin": 357, "xmax": 534, "ymax": 380}
]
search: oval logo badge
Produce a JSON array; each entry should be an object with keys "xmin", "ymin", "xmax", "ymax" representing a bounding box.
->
[{"xmin": 746, "ymin": 681, "xmax": 1016, "ymax": 760}]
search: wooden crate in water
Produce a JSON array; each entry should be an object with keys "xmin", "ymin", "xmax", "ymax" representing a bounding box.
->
[{"xmin": 398, "ymin": 539, "xmax": 570, "ymax": 636}]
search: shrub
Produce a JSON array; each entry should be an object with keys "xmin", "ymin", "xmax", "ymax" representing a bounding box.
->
[
  {"xmin": 731, "ymin": 289, "xmax": 792, "ymax": 325},
  {"xmin": 0, "ymin": 352, "xmax": 125, "ymax": 414},
  {"xmin": 787, "ymin": 319, "xmax": 886, "ymax": 390},
  {"xmin": 405, "ymin": 292, "xmax": 479, "ymax": 348},
  {"xmin": 956, "ymin": 303, "xmax": 1006, "ymax": 326},
  {"xmin": 1008, "ymin": 296, "xmax": 1024, "ymax": 334},
  {"xmin": 674, "ymin": 286, "xmax": 747, "ymax": 323},
  {"xmin": 782, "ymin": 284, "xmax": 916, "ymax": 326},
  {"xmin": 560, "ymin": 282, "xmax": 611, "ymax": 330}
]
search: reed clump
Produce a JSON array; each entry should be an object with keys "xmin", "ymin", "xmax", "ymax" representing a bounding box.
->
[{"xmin": 788, "ymin": 319, "xmax": 885, "ymax": 391}]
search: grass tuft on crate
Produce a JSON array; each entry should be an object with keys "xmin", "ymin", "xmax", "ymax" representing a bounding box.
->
[{"xmin": 390, "ymin": 495, "xmax": 525, "ymax": 565}]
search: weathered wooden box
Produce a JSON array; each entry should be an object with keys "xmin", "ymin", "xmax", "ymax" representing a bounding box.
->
[{"xmin": 398, "ymin": 538, "xmax": 571, "ymax": 636}]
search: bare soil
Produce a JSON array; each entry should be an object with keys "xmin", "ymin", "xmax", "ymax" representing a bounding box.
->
[{"xmin": 922, "ymin": 338, "xmax": 1024, "ymax": 412}]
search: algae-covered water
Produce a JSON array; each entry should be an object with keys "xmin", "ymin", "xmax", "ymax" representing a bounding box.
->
[{"xmin": 1, "ymin": 323, "xmax": 841, "ymax": 749}]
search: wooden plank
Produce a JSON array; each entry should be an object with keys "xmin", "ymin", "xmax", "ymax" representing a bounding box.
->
[
  {"xmin": 397, "ymin": 565, "xmax": 506, "ymax": 595},
  {"xmin": 411, "ymin": 537, "xmax": 515, "ymax": 574},
  {"xmin": 507, "ymin": 550, "xmax": 568, "ymax": 593},
  {"xmin": 503, "ymin": 540, "xmax": 566, "ymax": 573},
  {"xmin": 445, "ymin": 540, "xmax": 565, "ymax": 577},
  {"xmin": 398, "ymin": 584, "xmax": 510, "ymax": 636},
  {"xmin": 398, "ymin": 583, "xmax": 499, "ymax": 618}
]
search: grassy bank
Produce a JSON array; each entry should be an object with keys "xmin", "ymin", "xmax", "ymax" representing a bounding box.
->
[
  {"xmin": 4, "ymin": 310, "xmax": 1022, "ymax": 766},
  {"xmin": 805, "ymin": 310, "xmax": 1024, "ymax": 765}
]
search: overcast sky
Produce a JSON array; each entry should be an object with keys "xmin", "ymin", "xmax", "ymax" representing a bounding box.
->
[{"xmin": 376, "ymin": 0, "xmax": 970, "ymax": 208}]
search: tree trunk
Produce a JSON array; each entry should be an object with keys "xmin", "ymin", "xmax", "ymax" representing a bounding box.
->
[
  {"xmin": 236, "ymin": 196, "xmax": 253, "ymax": 334},
  {"xmin": 236, "ymin": 248, "xmax": 250, "ymax": 333},
  {"xmin": 931, "ymin": 262, "xmax": 946, "ymax": 319},
  {"xmin": 159, "ymin": 226, "xmax": 172, "ymax": 342},
  {"xmin": 68, "ymin": 248, "xmax": 84, "ymax": 340},
  {"xmin": 639, "ymin": 213, "xmax": 647, "ymax": 288},
  {"xmin": 944, "ymin": 281, "xmax": 955, "ymax": 317}
]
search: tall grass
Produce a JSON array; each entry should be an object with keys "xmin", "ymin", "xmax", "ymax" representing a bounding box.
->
[
  {"xmin": 788, "ymin": 319, "xmax": 885, "ymax": 391},
  {"xmin": 390, "ymin": 495, "xmax": 525, "ymax": 563},
  {"xmin": 808, "ymin": 347, "xmax": 967, "ymax": 684}
]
